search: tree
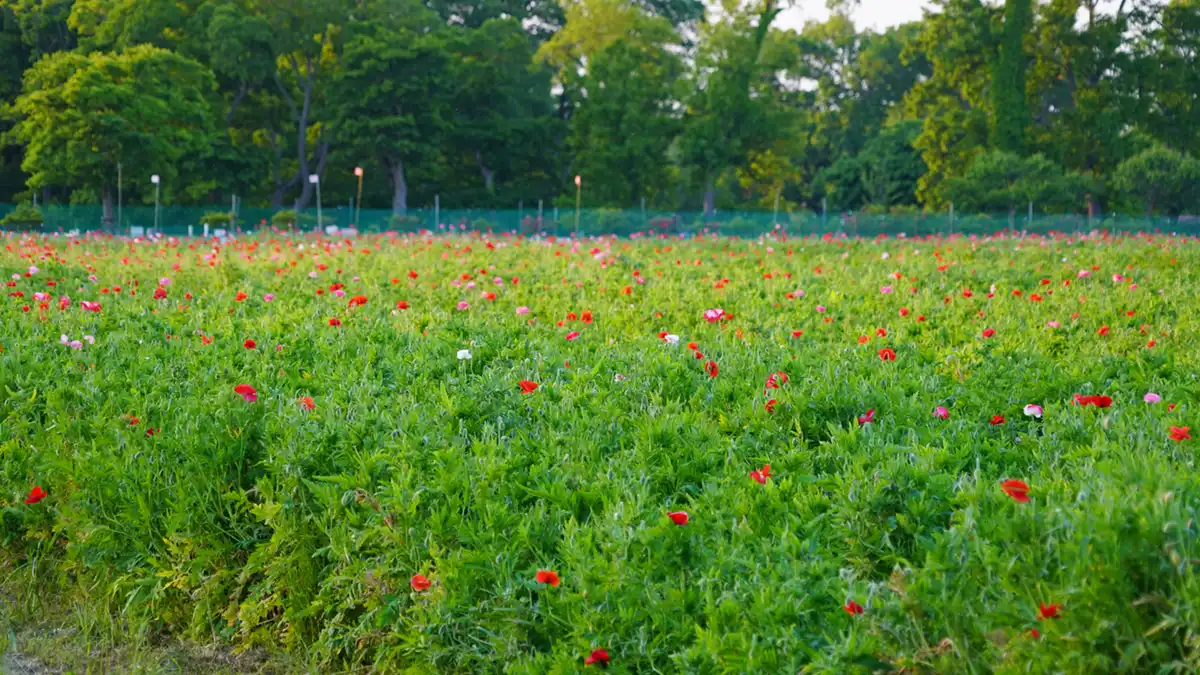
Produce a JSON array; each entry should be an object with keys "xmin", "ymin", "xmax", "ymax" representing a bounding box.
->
[
  {"xmin": 820, "ymin": 120, "xmax": 926, "ymax": 210},
  {"xmin": 1132, "ymin": 0, "xmax": 1200, "ymax": 158},
  {"xmin": 12, "ymin": 45, "xmax": 217, "ymax": 223},
  {"xmin": 329, "ymin": 23, "xmax": 454, "ymax": 215},
  {"xmin": 448, "ymin": 18, "xmax": 556, "ymax": 202},
  {"xmin": 1112, "ymin": 144, "xmax": 1200, "ymax": 219},
  {"xmin": 945, "ymin": 150, "xmax": 1084, "ymax": 223},
  {"xmin": 679, "ymin": 0, "xmax": 783, "ymax": 214},
  {"xmin": 568, "ymin": 37, "xmax": 682, "ymax": 207},
  {"xmin": 991, "ymin": 0, "xmax": 1031, "ymax": 153}
]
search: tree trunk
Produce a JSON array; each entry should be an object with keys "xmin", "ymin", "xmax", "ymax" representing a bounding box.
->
[
  {"xmin": 475, "ymin": 150, "xmax": 495, "ymax": 193},
  {"xmin": 101, "ymin": 185, "xmax": 115, "ymax": 230},
  {"xmin": 293, "ymin": 141, "xmax": 330, "ymax": 210},
  {"xmin": 391, "ymin": 160, "xmax": 408, "ymax": 216}
]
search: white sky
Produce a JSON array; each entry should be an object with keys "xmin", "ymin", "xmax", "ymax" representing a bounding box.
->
[{"xmin": 776, "ymin": 0, "xmax": 934, "ymax": 32}]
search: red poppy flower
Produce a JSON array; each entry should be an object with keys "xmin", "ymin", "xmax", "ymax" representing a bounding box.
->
[
  {"xmin": 581, "ymin": 311, "xmax": 593, "ymax": 324},
  {"xmin": 749, "ymin": 464, "xmax": 771, "ymax": 484},
  {"xmin": 667, "ymin": 511, "xmax": 689, "ymax": 526},
  {"xmin": 765, "ymin": 399, "xmax": 777, "ymax": 414},
  {"xmin": 1030, "ymin": 628, "xmax": 1041, "ymax": 639},
  {"xmin": 518, "ymin": 380, "xmax": 539, "ymax": 394},
  {"xmin": 127, "ymin": 415, "xmax": 140, "ymax": 426},
  {"xmin": 765, "ymin": 372, "xmax": 788, "ymax": 389},
  {"xmin": 982, "ymin": 328, "xmax": 996, "ymax": 338},
  {"xmin": 566, "ymin": 312, "xmax": 578, "ymax": 321},
  {"xmin": 584, "ymin": 649, "xmax": 610, "ymax": 667},
  {"xmin": 396, "ymin": 300, "xmax": 409, "ymax": 310},
  {"xmin": 875, "ymin": 328, "xmax": 887, "ymax": 337},
  {"xmin": 899, "ymin": 307, "xmax": 910, "ymax": 317},
  {"xmin": 857, "ymin": 409, "xmax": 876, "ymax": 425},
  {"xmin": 687, "ymin": 341, "xmax": 699, "ymax": 350},
  {"xmin": 145, "ymin": 427, "xmax": 158, "ymax": 437},
  {"xmin": 565, "ymin": 331, "xmax": 581, "ymax": 341},
  {"xmin": 153, "ymin": 287, "xmax": 168, "ymax": 300},
  {"xmin": 1096, "ymin": 325, "xmax": 1110, "ymax": 336},
  {"xmin": 1037, "ymin": 602, "xmax": 1062, "ymax": 620},
  {"xmin": 878, "ymin": 348, "xmax": 896, "ymax": 362},
  {"xmin": 916, "ymin": 315, "xmax": 926, "ymax": 322},
  {"xmin": 235, "ymin": 291, "xmax": 248, "ymax": 302},
  {"xmin": 328, "ymin": 318, "xmax": 342, "ymax": 327},
  {"xmin": 1170, "ymin": 426, "xmax": 1191, "ymax": 442},
  {"xmin": 408, "ymin": 270, "xmax": 419, "ymax": 279},
  {"xmin": 843, "ymin": 599, "xmax": 864, "ymax": 616},
  {"xmin": 24, "ymin": 485, "xmax": 47, "ymax": 505},
  {"xmin": 535, "ymin": 569, "xmax": 561, "ymax": 587},
  {"xmin": 298, "ymin": 396, "xmax": 315, "ymax": 410},
  {"xmin": 410, "ymin": 574, "xmax": 431, "ymax": 592},
  {"xmin": 348, "ymin": 295, "xmax": 368, "ymax": 308},
  {"xmin": 233, "ymin": 384, "xmax": 258, "ymax": 402},
  {"xmin": 1073, "ymin": 394, "xmax": 1112, "ymax": 408},
  {"xmin": 243, "ymin": 339, "xmax": 256, "ymax": 350},
  {"xmin": 705, "ymin": 361, "xmax": 719, "ymax": 378},
  {"xmin": 990, "ymin": 414, "xmax": 1006, "ymax": 425},
  {"xmin": 791, "ymin": 330, "xmax": 804, "ymax": 338},
  {"xmin": 1000, "ymin": 479, "xmax": 1030, "ymax": 503},
  {"xmin": 80, "ymin": 300, "xmax": 101, "ymax": 312}
]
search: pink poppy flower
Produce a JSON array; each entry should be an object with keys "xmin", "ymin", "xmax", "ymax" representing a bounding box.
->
[{"xmin": 933, "ymin": 406, "xmax": 949, "ymax": 420}]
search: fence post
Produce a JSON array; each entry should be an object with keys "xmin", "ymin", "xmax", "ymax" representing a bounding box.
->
[
  {"xmin": 538, "ymin": 199, "xmax": 543, "ymax": 232},
  {"xmin": 434, "ymin": 194, "xmax": 440, "ymax": 231}
]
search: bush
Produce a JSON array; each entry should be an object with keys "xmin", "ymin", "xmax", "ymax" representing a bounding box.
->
[
  {"xmin": 199, "ymin": 211, "xmax": 234, "ymax": 227},
  {"xmin": 0, "ymin": 203, "xmax": 44, "ymax": 231}
]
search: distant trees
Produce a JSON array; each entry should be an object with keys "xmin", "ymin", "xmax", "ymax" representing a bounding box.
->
[{"xmin": 0, "ymin": 0, "xmax": 1198, "ymax": 217}]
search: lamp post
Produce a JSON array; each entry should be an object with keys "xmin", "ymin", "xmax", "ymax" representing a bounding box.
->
[
  {"xmin": 353, "ymin": 167, "xmax": 363, "ymax": 229},
  {"xmin": 309, "ymin": 174, "xmax": 321, "ymax": 231},
  {"xmin": 150, "ymin": 174, "xmax": 160, "ymax": 234},
  {"xmin": 574, "ymin": 174, "xmax": 581, "ymax": 240}
]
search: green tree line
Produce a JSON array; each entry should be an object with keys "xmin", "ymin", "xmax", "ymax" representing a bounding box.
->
[{"xmin": 0, "ymin": 0, "xmax": 1197, "ymax": 221}]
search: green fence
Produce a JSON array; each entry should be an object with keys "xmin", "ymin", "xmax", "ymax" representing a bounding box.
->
[{"xmin": 2, "ymin": 203, "xmax": 1198, "ymax": 237}]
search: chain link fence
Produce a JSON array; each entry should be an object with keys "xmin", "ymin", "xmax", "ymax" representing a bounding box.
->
[{"xmin": 2, "ymin": 203, "xmax": 1199, "ymax": 237}]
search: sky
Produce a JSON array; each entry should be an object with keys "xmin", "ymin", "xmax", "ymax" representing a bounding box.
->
[{"xmin": 776, "ymin": 0, "xmax": 935, "ymax": 32}]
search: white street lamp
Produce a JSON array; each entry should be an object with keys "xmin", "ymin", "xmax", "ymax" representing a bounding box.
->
[
  {"xmin": 309, "ymin": 174, "xmax": 322, "ymax": 231},
  {"xmin": 150, "ymin": 174, "xmax": 161, "ymax": 233}
]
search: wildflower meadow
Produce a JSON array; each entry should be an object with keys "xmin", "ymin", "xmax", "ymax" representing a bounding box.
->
[{"xmin": 1, "ymin": 228, "xmax": 1198, "ymax": 673}]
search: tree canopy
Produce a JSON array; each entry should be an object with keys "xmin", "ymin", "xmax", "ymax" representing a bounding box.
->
[{"xmin": 0, "ymin": 0, "xmax": 1198, "ymax": 218}]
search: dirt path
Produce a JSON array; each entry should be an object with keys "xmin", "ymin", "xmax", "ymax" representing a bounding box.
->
[{"xmin": 1, "ymin": 650, "xmax": 56, "ymax": 675}]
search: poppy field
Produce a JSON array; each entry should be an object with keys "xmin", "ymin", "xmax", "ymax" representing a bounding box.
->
[{"xmin": 1, "ymin": 229, "xmax": 1198, "ymax": 673}]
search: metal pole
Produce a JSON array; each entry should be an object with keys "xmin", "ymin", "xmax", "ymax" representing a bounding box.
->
[
  {"xmin": 434, "ymin": 194, "xmax": 440, "ymax": 230},
  {"xmin": 355, "ymin": 173, "xmax": 363, "ymax": 228},
  {"xmin": 575, "ymin": 182, "xmax": 581, "ymax": 240},
  {"xmin": 773, "ymin": 190, "xmax": 780, "ymax": 230},
  {"xmin": 537, "ymin": 199, "xmax": 543, "ymax": 231},
  {"xmin": 316, "ymin": 180, "xmax": 322, "ymax": 231},
  {"xmin": 154, "ymin": 182, "xmax": 160, "ymax": 233},
  {"xmin": 1028, "ymin": 200, "xmax": 1033, "ymax": 229},
  {"xmin": 822, "ymin": 197, "xmax": 827, "ymax": 231}
]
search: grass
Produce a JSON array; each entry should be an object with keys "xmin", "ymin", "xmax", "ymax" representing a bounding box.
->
[{"xmin": 1, "ymin": 229, "xmax": 1198, "ymax": 673}]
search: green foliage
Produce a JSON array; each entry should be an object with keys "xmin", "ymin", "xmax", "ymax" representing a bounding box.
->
[
  {"xmin": 2, "ymin": 232, "xmax": 1199, "ymax": 672},
  {"xmin": 1112, "ymin": 144, "xmax": 1200, "ymax": 218},
  {"xmin": 11, "ymin": 44, "xmax": 217, "ymax": 213},
  {"xmin": 199, "ymin": 211, "xmax": 232, "ymax": 227},
  {"xmin": 945, "ymin": 150, "xmax": 1085, "ymax": 217},
  {"xmin": 569, "ymin": 38, "xmax": 683, "ymax": 207},
  {"xmin": 0, "ymin": 201, "xmax": 41, "ymax": 229}
]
